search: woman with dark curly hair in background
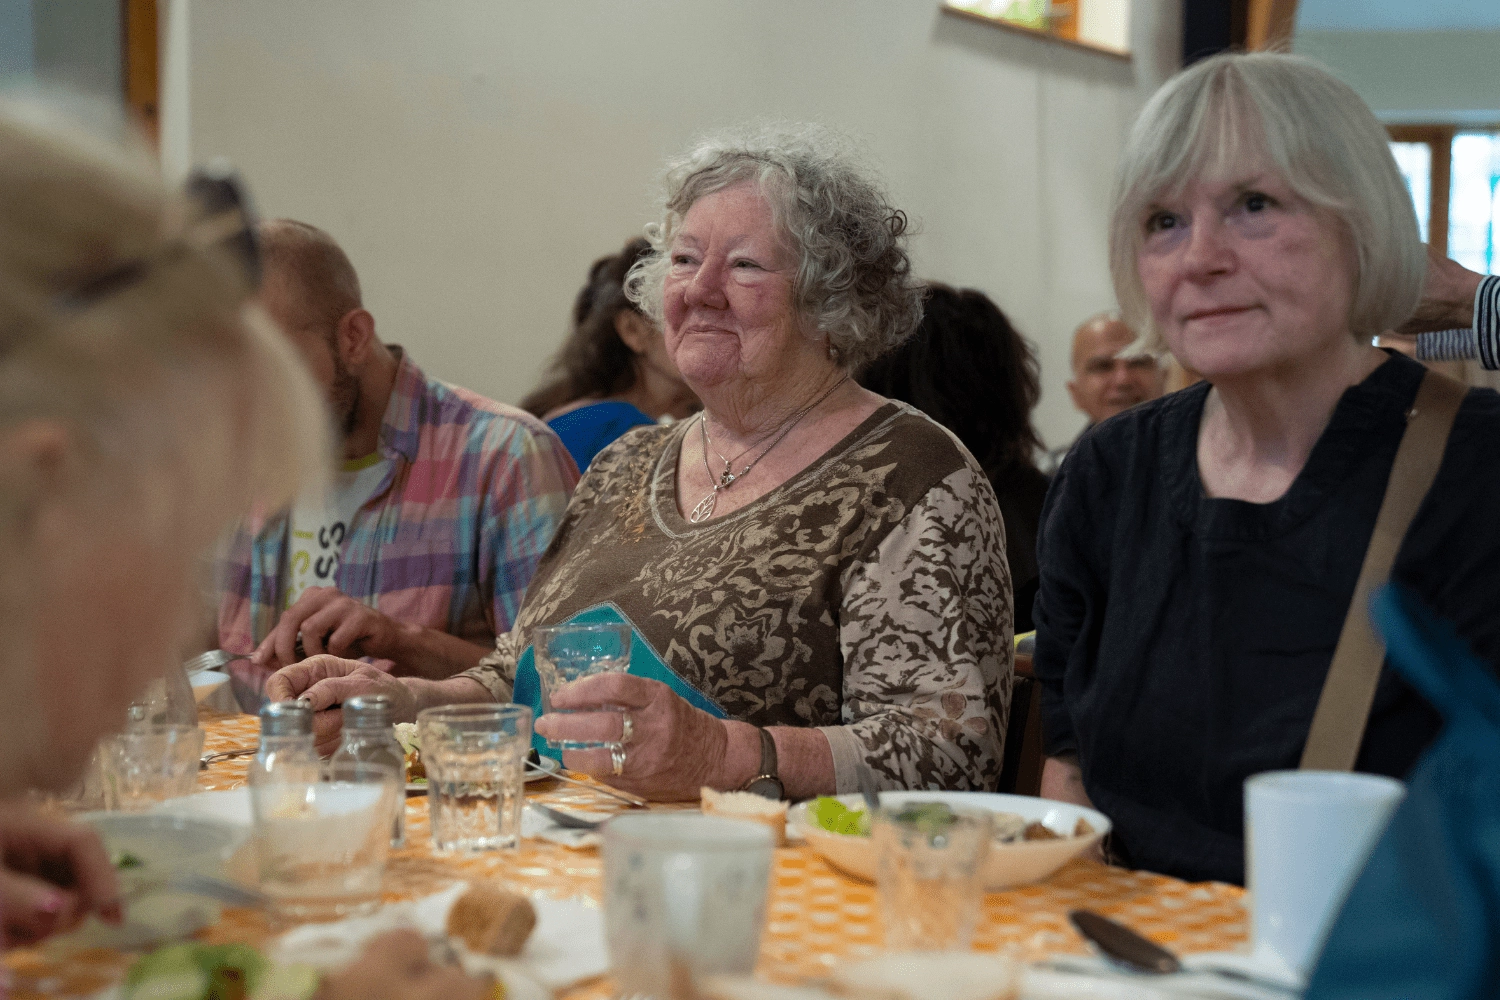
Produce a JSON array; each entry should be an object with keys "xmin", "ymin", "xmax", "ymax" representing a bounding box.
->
[
  {"xmin": 522, "ymin": 236, "xmax": 698, "ymax": 469},
  {"xmin": 859, "ymin": 283, "xmax": 1049, "ymax": 632}
]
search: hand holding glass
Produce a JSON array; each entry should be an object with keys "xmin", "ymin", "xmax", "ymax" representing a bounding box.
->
[{"xmin": 533, "ymin": 623, "xmax": 631, "ymax": 750}]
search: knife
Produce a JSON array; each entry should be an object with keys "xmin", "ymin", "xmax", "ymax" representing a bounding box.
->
[{"xmin": 1069, "ymin": 909, "xmax": 1182, "ymax": 974}]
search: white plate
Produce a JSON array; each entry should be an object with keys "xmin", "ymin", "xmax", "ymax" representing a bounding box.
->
[
  {"xmin": 57, "ymin": 813, "xmax": 250, "ymax": 948},
  {"xmin": 786, "ymin": 791, "xmax": 1111, "ymax": 891},
  {"xmin": 404, "ymin": 753, "xmax": 560, "ymax": 794}
]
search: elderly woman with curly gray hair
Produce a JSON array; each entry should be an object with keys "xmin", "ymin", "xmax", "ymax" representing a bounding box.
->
[{"xmin": 271, "ymin": 124, "xmax": 1014, "ymax": 800}]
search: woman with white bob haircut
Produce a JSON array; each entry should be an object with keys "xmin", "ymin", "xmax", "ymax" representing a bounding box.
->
[
  {"xmin": 273, "ymin": 123, "xmax": 1013, "ymax": 800},
  {"xmin": 0, "ymin": 101, "xmax": 489, "ymax": 999},
  {"xmin": 1034, "ymin": 52, "xmax": 1500, "ymax": 885}
]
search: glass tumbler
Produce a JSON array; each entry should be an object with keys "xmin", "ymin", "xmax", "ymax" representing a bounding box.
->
[
  {"xmin": 417, "ymin": 704, "xmax": 532, "ymax": 853},
  {"xmin": 250, "ymin": 759, "xmax": 400, "ymax": 921},
  {"xmin": 100, "ymin": 724, "xmax": 205, "ymax": 811},
  {"xmin": 533, "ymin": 623, "xmax": 631, "ymax": 750},
  {"xmin": 604, "ymin": 814, "xmax": 775, "ymax": 998},
  {"xmin": 874, "ymin": 804, "xmax": 992, "ymax": 951}
]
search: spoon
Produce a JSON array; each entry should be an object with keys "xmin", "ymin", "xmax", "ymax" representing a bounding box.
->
[
  {"xmin": 1068, "ymin": 910, "xmax": 1298, "ymax": 994},
  {"xmin": 531, "ymin": 803, "xmax": 607, "ymax": 831}
]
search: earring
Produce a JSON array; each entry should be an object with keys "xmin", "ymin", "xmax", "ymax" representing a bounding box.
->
[{"xmin": 827, "ymin": 341, "xmax": 839, "ymax": 361}]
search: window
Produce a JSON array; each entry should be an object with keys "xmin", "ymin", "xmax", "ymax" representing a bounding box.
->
[
  {"xmin": 1387, "ymin": 126, "xmax": 1500, "ymax": 274},
  {"xmin": 943, "ymin": 0, "xmax": 1131, "ymax": 58}
]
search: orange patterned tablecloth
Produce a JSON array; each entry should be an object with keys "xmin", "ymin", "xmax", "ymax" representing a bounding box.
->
[{"xmin": 6, "ymin": 712, "xmax": 1248, "ymax": 999}]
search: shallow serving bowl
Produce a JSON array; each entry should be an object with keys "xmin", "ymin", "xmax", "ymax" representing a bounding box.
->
[{"xmin": 786, "ymin": 791, "xmax": 1111, "ymax": 891}]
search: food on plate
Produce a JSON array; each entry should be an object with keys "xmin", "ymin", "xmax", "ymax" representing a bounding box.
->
[
  {"xmin": 123, "ymin": 942, "xmax": 270, "ymax": 1000},
  {"xmin": 113, "ymin": 849, "xmax": 145, "ymax": 870},
  {"xmin": 808, "ymin": 798, "xmax": 1090, "ymax": 845},
  {"xmin": 447, "ymin": 881, "xmax": 537, "ymax": 957},
  {"xmin": 828, "ymin": 951, "xmax": 1020, "ymax": 1000},
  {"xmin": 395, "ymin": 722, "xmax": 424, "ymax": 784},
  {"xmin": 809, "ymin": 797, "xmax": 871, "ymax": 837},
  {"xmin": 700, "ymin": 787, "xmax": 789, "ymax": 846}
]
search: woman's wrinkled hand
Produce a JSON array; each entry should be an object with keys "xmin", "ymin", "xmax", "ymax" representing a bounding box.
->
[
  {"xmin": 314, "ymin": 930, "xmax": 493, "ymax": 1000},
  {"xmin": 0, "ymin": 807, "xmax": 122, "ymax": 945},
  {"xmin": 534, "ymin": 675, "xmax": 729, "ymax": 801},
  {"xmin": 265, "ymin": 655, "xmax": 418, "ymax": 756}
]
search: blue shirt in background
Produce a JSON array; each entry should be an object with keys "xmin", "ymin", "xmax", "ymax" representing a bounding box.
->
[{"xmin": 547, "ymin": 400, "xmax": 656, "ymax": 470}]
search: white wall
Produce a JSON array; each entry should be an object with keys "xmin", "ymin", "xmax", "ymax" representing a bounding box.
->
[
  {"xmin": 1294, "ymin": 30, "xmax": 1500, "ymax": 124},
  {"xmin": 173, "ymin": 0, "xmax": 1178, "ymax": 448}
]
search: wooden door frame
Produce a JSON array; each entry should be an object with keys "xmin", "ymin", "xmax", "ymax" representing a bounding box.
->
[
  {"xmin": 1388, "ymin": 125, "xmax": 1455, "ymax": 256},
  {"xmin": 122, "ymin": 0, "xmax": 158, "ymax": 146},
  {"xmin": 1247, "ymin": 0, "xmax": 1298, "ymax": 51}
]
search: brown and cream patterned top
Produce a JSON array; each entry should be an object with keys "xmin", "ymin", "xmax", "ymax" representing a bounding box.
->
[{"xmin": 460, "ymin": 402, "xmax": 1014, "ymax": 792}]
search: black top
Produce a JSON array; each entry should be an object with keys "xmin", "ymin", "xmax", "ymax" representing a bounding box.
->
[
  {"xmin": 1033, "ymin": 353, "xmax": 1500, "ymax": 885},
  {"xmin": 994, "ymin": 462, "xmax": 1050, "ymax": 635}
]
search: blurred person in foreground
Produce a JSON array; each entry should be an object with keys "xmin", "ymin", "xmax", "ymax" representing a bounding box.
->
[
  {"xmin": 270, "ymin": 124, "xmax": 1014, "ymax": 797},
  {"xmin": 1034, "ymin": 52, "xmax": 1500, "ymax": 884},
  {"xmin": 522, "ymin": 236, "xmax": 698, "ymax": 469},
  {"xmin": 0, "ymin": 101, "xmax": 483, "ymax": 998},
  {"xmin": 217, "ymin": 220, "xmax": 579, "ymax": 708},
  {"xmin": 858, "ymin": 283, "xmax": 1049, "ymax": 633},
  {"xmin": 1040, "ymin": 311, "xmax": 1167, "ymax": 473}
]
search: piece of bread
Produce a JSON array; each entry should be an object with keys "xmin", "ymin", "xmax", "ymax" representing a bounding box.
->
[
  {"xmin": 700, "ymin": 787, "xmax": 788, "ymax": 847},
  {"xmin": 828, "ymin": 952, "xmax": 1020, "ymax": 1000},
  {"xmin": 446, "ymin": 882, "xmax": 537, "ymax": 957}
]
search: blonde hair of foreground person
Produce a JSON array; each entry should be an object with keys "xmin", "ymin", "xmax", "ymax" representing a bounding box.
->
[
  {"xmin": 1107, "ymin": 51, "xmax": 1425, "ymax": 354},
  {"xmin": 0, "ymin": 98, "xmax": 330, "ymax": 796}
]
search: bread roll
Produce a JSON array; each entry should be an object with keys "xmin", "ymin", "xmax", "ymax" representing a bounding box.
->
[
  {"xmin": 446, "ymin": 882, "xmax": 537, "ymax": 957},
  {"xmin": 700, "ymin": 787, "xmax": 788, "ymax": 847}
]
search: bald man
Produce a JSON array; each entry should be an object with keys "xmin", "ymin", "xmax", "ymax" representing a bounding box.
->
[
  {"xmin": 1042, "ymin": 313, "xmax": 1166, "ymax": 473},
  {"xmin": 217, "ymin": 220, "xmax": 579, "ymax": 708}
]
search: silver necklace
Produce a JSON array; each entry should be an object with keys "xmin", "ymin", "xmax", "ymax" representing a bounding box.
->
[{"xmin": 688, "ymin": 375, "xmax": 850, "ymax": 523}]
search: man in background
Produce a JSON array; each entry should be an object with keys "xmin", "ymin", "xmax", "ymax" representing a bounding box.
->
[
  {"xmin": 218, "ymin": 220, "xmax": 578, "ymax": 708},
  {"xmin": 1042, "ymin": 312, "xmax": 1167, "ymax": 473}
]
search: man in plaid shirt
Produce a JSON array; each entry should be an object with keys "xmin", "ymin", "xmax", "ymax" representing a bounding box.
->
[{"xmin": 217, "ymin": 221, "xmax": 578, "ymax": 708}]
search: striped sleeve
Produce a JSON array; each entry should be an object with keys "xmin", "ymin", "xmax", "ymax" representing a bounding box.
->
[
  {"xmin": 1478, "ymin": 274, "xmax": 1500, "ymax": 370},
  {"xmin": 1415, "ymin": 274, "xmax": 1500, "ymax": 369}
]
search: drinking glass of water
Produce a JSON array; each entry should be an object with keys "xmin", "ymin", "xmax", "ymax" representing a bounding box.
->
[
  {"xmin": 533, "ymin": 622, "xmax": 631, "ymax": 750},
  {"xmin": 874, "ymin": 803, "xmax": 992, "ymax": 951},
  {"xmin": 417, "ymin": 704, "xmax": 532, "ymax": 854},
  {"xmin": 250, "ymin": 759, "xmax": 399, "ymax": 921}
]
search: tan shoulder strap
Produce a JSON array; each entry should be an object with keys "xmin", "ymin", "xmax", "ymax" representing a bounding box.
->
[{"xmin": 1299, "ymin": 370, "xmax": 1468, "ymax": 771}]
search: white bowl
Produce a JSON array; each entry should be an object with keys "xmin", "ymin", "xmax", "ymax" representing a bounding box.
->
[
  {"xmin": 787, "ymin": 791, "xmax": 1110, "ymax": 891},
  {"xmin": 57, "ymin": 812, "xmax": 250, "ymax": 948}
]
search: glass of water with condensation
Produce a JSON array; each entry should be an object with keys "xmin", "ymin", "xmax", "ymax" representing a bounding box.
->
[
  {"xmin": 417, "ymin": 704, "xmax": 532, "ymax": 853},
  {"xmin": 533, "ymin": 622, "xmax": 632, "ymax": 750}
]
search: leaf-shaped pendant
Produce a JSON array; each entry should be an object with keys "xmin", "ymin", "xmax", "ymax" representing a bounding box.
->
[{"xmin": 689, "ymin": 490, "xmax": 718, "ymax": 523}]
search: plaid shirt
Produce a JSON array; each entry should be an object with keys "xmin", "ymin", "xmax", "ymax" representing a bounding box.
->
[{"xmin": 217, "ymin": 349, "xmax": 578, "ymax": 700}]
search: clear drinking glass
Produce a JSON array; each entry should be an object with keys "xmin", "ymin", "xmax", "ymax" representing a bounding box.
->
[
  {"xmin": 604, "ymin": 814, "xmax": 775, "ymax": 998},
  {"xmin": 417, "ymin": 704, "xmax": 532, "ymax": 854},
  {"xmin": 874, "ymin": 804, "xmax": 992, "ymax": 951},
  {"xmin": 250, "ymin": 759, "xmax": 399, "ymax": 921},
  {"xmin": 100, "ymin": 725, "xmax": 205, "ymax": 811},
  {"xmin": 533, "ymin": 623, "xmax": 631, "ymax": 750}
]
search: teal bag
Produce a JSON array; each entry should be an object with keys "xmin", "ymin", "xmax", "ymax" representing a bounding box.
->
[
  {"xmin": 1306, "ymin": 584, "xmax": 1500, "ymax": 998},
  {"xmin": 512, "ymin": 603, "xmax": 727, "ymax": 760}
]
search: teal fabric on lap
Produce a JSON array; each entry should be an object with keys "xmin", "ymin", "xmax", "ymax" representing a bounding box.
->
[{"xmin": 512, "ymin": 603, "xmax": 727, "ymax": 760}]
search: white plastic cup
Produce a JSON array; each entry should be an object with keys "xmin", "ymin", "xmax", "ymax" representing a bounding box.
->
[
  {"xmin": 1244, "ymin": 770, "xmax": 1405, "ymax": 978},
  {"xmin": 603, "ymin": 814, "xmax": 774, "ymax": 997}
]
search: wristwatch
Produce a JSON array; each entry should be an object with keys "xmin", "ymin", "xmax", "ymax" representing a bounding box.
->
[{"xmin": 741, "ymin": 728, "xmax": 785, "ymax": 800}]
